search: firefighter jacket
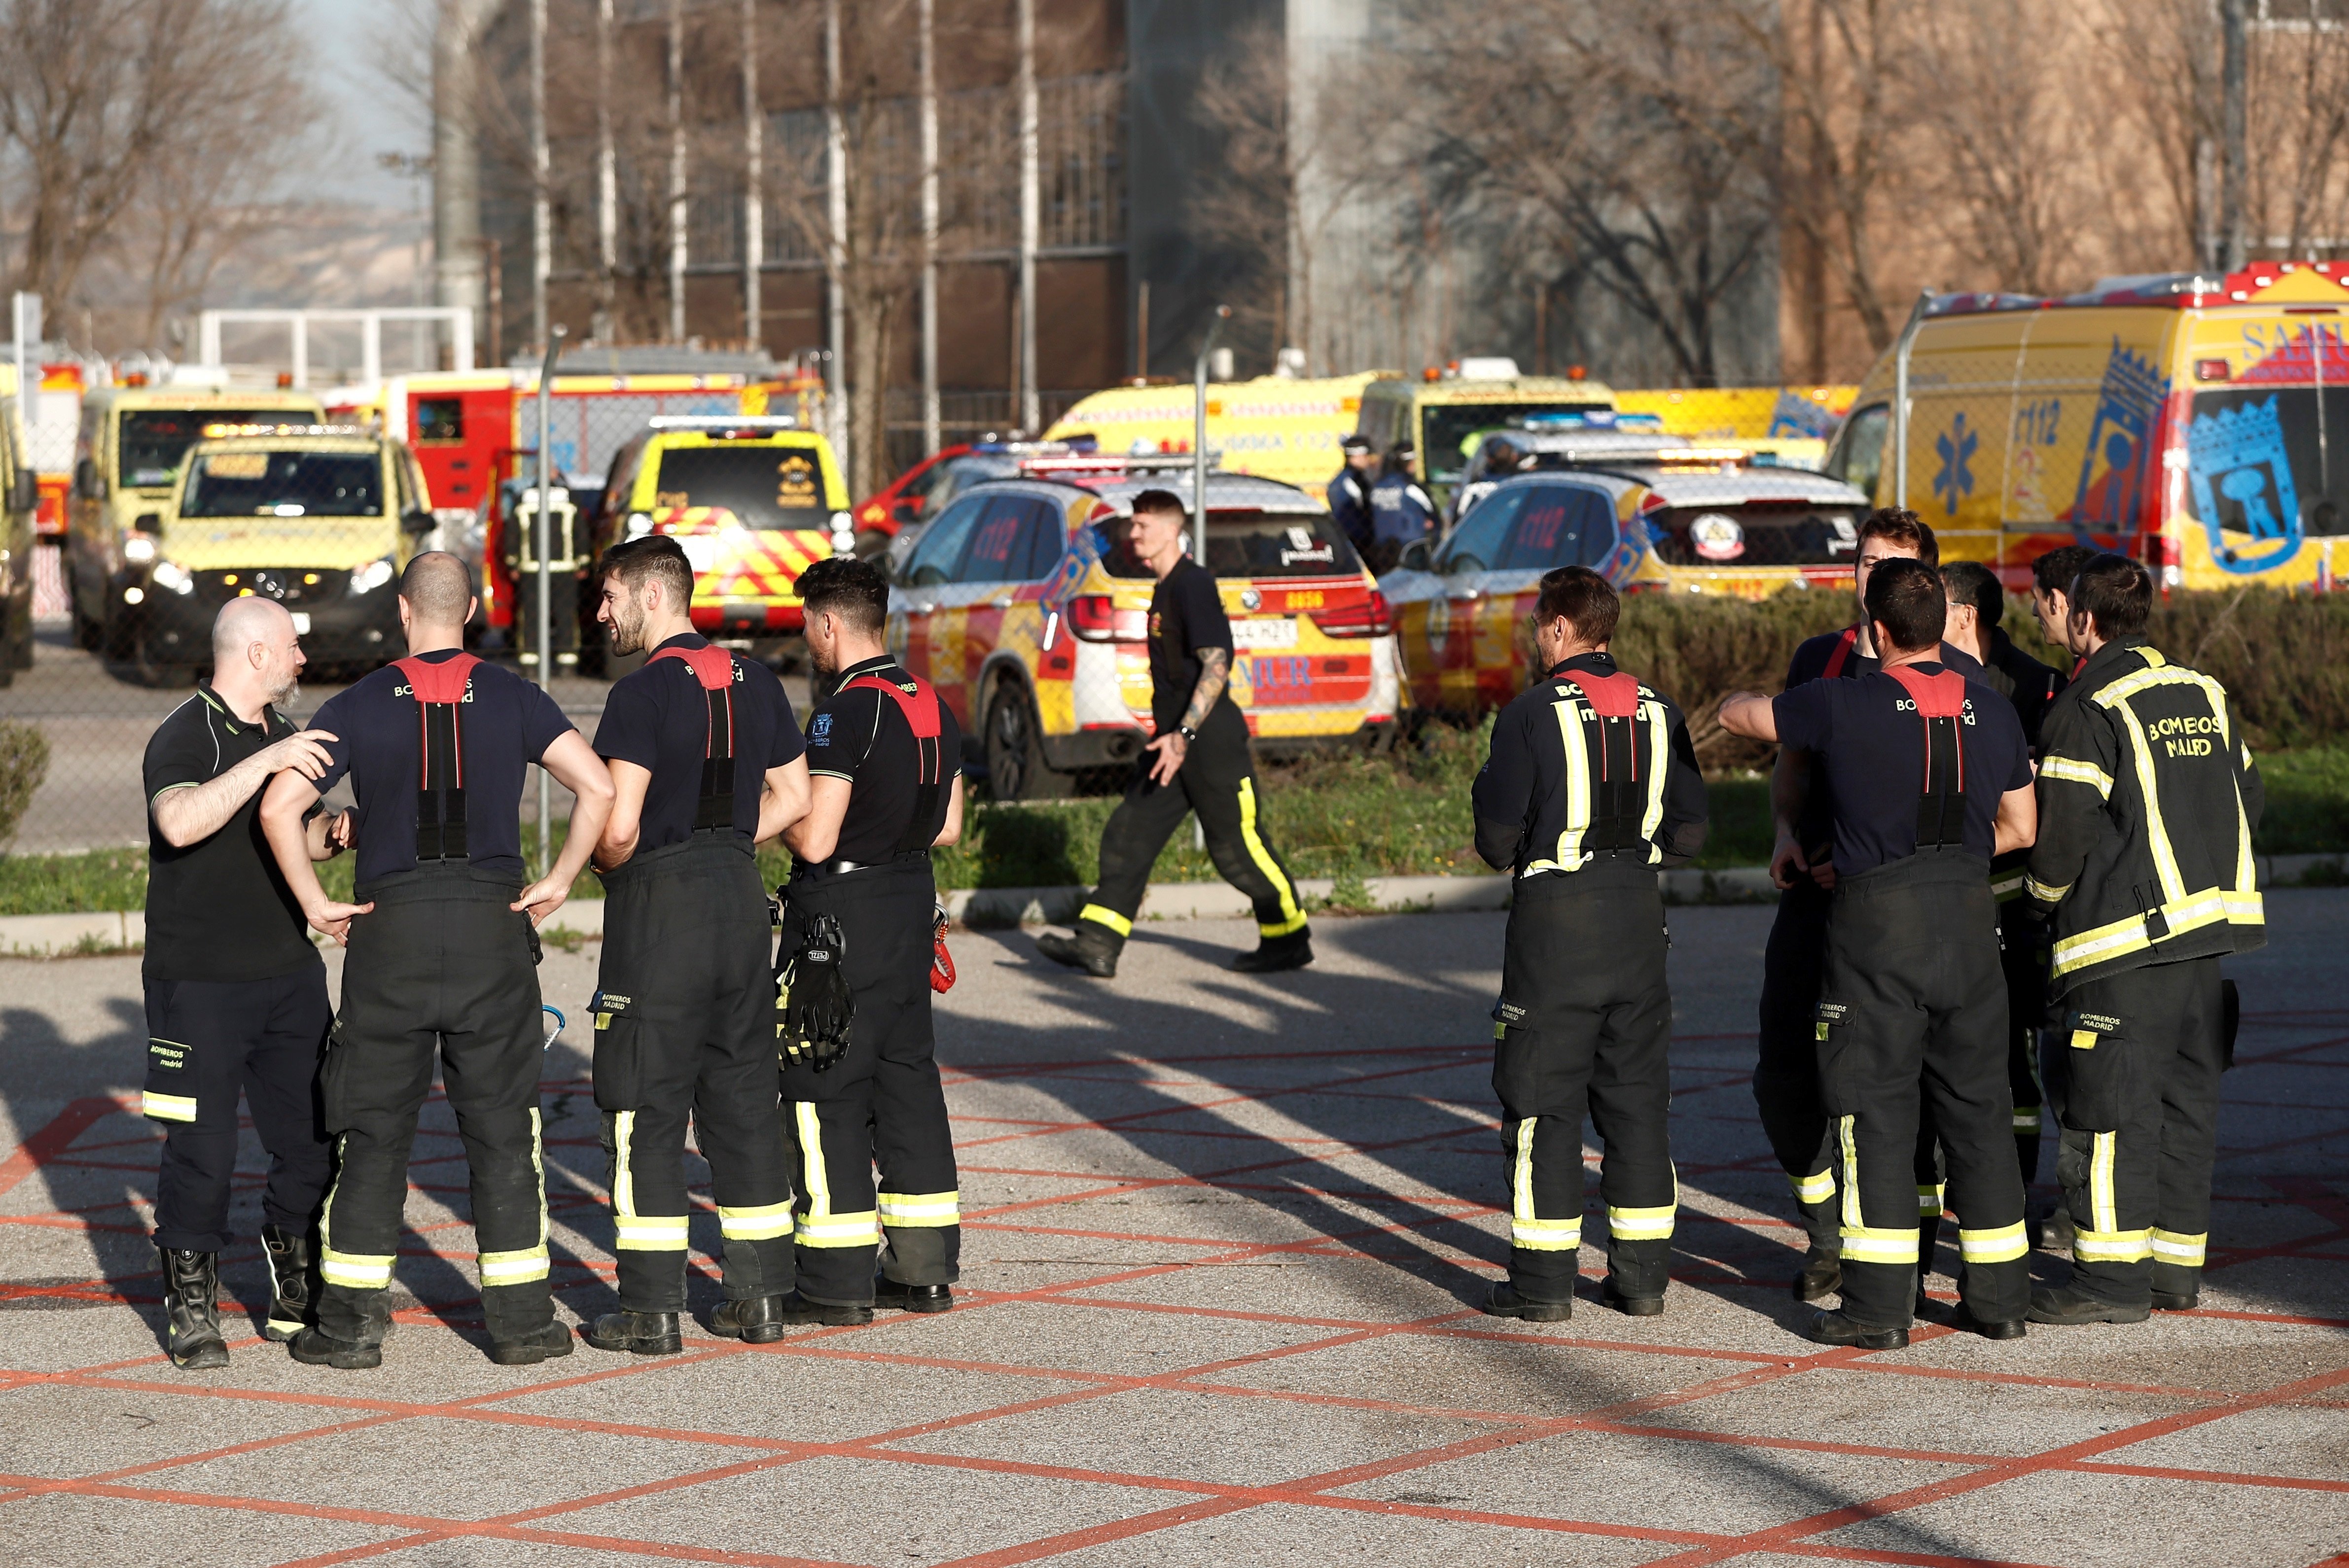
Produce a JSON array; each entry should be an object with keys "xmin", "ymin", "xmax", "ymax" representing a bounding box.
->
[
  {"xmin": 1473, "ymin": 651, "xmax": 1709, "ymax": 877},
  {"xmin": 2026, "ymin": 637, "xmax": 2264, "ymax": 992}
]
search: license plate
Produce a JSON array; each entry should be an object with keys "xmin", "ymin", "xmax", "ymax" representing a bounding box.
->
[
  {"xmin": 1229, "ymin": 617, "xmax": 1298, "ymax": 650},
  {"xmin": 290, "ymin": 612, "xmax": 311, "ymax": 634}
]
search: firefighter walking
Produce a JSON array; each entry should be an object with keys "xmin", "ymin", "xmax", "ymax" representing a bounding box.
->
[
  {"xmin": 776, "ymin": 557, "xmax": 967, "ymax": 1322},
  {"xmin": 1472, "ymin": 568, "xmax": 1708, "ymax": 1321},
  {"xmin": 1036, "ymin": 488, "xmax": 1311, "ymax": 978},
  {"xmin": 1721, "ymin": 558, "xmax": 2036, "ymax": 1347},
  {"xmin": 259, "ymin": 553, "xmax": 615, "ymax": 1368},
  {"xmin": 2024, "ymin": 554, "xmax": 2263, "ymax": 1325},
  {"xmin": 577, "ymin": 537, "xmax": 814, "ymax": 1355}
]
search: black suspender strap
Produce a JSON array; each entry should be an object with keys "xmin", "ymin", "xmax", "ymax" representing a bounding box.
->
[
  {"xmin": 843, "ymin": 669, "xmax": 947, "ymax": 854},
  {"xmin": 1886, "ymin": 665, "xmax": 1969, "ymax": 850},
  {"xmin": 647, "ymin": 643, "xmax": 741, "ymax": 834},
  {"xmin": 394, "ymin": 653, "xmax": 482, "ymax": 863}
]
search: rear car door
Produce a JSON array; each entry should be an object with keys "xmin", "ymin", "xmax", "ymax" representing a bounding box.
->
[
  {"xmin": 891, "ymin": 492, "xmax": 989, "ymax": 697},
  {"xmin": 939, "ymin": 492, "xmax": 1059, "ymax": 725}
]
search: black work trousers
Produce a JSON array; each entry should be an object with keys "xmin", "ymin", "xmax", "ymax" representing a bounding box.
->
[
  {"xmin": 142, "ymin": 966, "xmax": 334, "ymax": 1254},
  {"xmin": 1998, "ymin": 897, "xmax": 2051, "ymax": 1184},
  {"xmin": 1492, "ymin": 862, "xmax": 1677, "ymax": 1302},
  {"xmin": 1075, "ymin": 703, "xmax": 1307, "ymax": 948},
  {"xmin": 1754, "ymin": 876, "xmax": 1839, "ymax": 1254},
  {"xmin": 316, "ymin": 865, "xmax": 552, "ymax": 1346},
  {"xmin": 2044, "ymin": 956, "xmax": 2226, "ymax": 1306},
  {"xmin": 594, "ymin": 836, "xmax": 794, "ymax": 1313},
  {"xmin": 1815, "ymin": 849, "xmax": 2029, "ymax": 1329},
  {"xmin": 777, "ymin": 856, "xmax": 959, "ymax": 1306}
]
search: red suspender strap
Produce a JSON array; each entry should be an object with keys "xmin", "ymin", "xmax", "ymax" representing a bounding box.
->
[
  {"xmin": 393, "ymin": 653, "xmax": 482, "ymax": 862},
  {"xmin": 1820, "ymin": 625, "xmax": 1861, "ymax": 680},
  {"xmin": 648, "ymin": 644, "xmax": 739, "ymax": 832},
  {"xmin": 844, "ymin": 671, "xmax": 947, "ymax": 853},
  {"xmin": 1884, "ymin": 664, "xmax": 1969, "ymax": 849}
]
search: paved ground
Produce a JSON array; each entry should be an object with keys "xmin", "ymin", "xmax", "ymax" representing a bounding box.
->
[{"xmin": 0, "ymin": 896, "xmax": 2344, "ymax": 1567}]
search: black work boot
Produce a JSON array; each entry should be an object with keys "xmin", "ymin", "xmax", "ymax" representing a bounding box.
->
[
  {"xmin": 1036, "ymin": 926, "xmax": 1119, "ymax": 978},
  {"xmin": 2151, "ymin": 1289, "xmax": 2200, "ymax": 1311},
  {"xmin": 287, "ymin": 1327, "xmax": 381, "ymax": 1369},
  {"xmin": 1942, "ymin": 1300, "xmax": 2027, "ymax": 1340},
  {"xmin": 1232, "ymin": 929, "xmax": 1314, "ymax": 974},
  {"xmin": 778, "ymin": 1292, "xmax": 873, "ymax": 1327},
  {"xmin": 710, "ymin": 1295, "xmax": 790, "ymax": 1343},
  {"xmin": 2027, "ymin": 1286, "xmax": 2150, "ymax": 1325},
  {"xmin": 1804, "ymin": 1309, "xmax": 1908, "ymax": 1350},
  {"xmin": 874, "ymin": 1279, "xmax": 954, "ymax": 1314},
  {"xmin": 159, "ymin": 1247, "xmax": 229, "ymax": 1369},
  {"xmin": 1791, "ymin": 1250, "xmax": 1842, "ymax": 1302},
  {"xmin": 1479, "ymin": 1281, "xmax": 1571, "ymax": 1322},
  {"xmin": 1600, "ymin": 1277, "xmax": 1664, "ymax": 1317},
  {"xmin": 260, "ymin": 1224, "xmax": 316, "ymax": 1343},
  {"xmin": 491, "ymin": 1321, "xmax": 576, "ymax": 1365},
  {"xmin": 582, "ymin": 1310, "xmax": 683, "ymax": 1355}
]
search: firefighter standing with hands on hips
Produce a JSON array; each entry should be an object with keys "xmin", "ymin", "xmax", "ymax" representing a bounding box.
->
[
  {"xmin": 259, "ymin": 553, "xmax": 615, "ymax": 1369},
  {"xmin": 2022, "ymin": 553, "xmax": 2262, "ymax": 1326},
  {"xmin": 1720, "ymin": 557, "xmax": 2036, "ymax": 1348},
  {"xmin": 774, "ymin": 557, "xmax": 967, "ymax": 1322},
  {"xmin": 577, "ymin": 536, "xmax": 814, "ymax": 1356},
  {"xmin": 1036, "ymin": 488, "xmax": 1311, "ymax": 977},
  {"xmin": 1471, "ymin": 568, "xmax": 1707, "ymax": 1322}
]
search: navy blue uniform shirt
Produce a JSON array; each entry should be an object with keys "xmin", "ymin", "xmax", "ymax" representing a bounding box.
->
[
  {"xmin": 1772, "ymin": 660, "xmax": 2031, "ymax": 877},
  {"xmin": 802, "ymin": 655, "xmax": 964, "ymax": 864},
  {"xmin": 592, "ymin": 634, "xmax": 806, "ymax": 848},
  {"xmin": 309, "ymin": 651, "xmax": 575, "ymax": 885},
  {"xmin": 1147, "ymin": 558, "xmax": 1235, "ymax": 735},
  {"xmin": 1783, "ymin": 625, "xmax": 1986, "ymax": 855}
]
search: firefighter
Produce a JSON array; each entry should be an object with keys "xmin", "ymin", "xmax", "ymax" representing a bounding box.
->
[
  {"xmin": 1941, "ymin": 560, "xmax": 2067, "ymax": 1202},
  {"xmin": 2029, "ymin": 544, "xmax": 2097, "ymax": 662},
  {"xmin": 576, "ymin": 537, "xmax": 814, "ymax": 1356},
  {"xmin": 776, "ymin": 556, "xmax": 966, "ymax": 1322},
  {"xmin": 1328, "ymin": 433, "xmax": 1378, "ymax": 558},
  {"xmin": 258, "ymin": 553, "xmax": 616, "ymax": 1369},
  {"xmin": 139, "ymin": 597, "xmax": 351, "ymax": 1368},
  {"xmin": 2024, "ymin": 554, "xmax": 2263, "ymax": 1325},
  {"xmin": 1752, "ymin": 510, "xmax": 1986, "ymax": 1302},
  {"xmin": 1720, "ymin": 557, "xmax": 2037, "ymax": 1347},
  {"xmin": 1366, "ymin": 445, "xmax": 1438, "ymax": 575},
  {"xmin": 1035, "ymin": 488, "xmax": 1311, "ymax": 978},
  {"xmin": 1471, "ymin": 567, "xmax": 1707, "ymax": 1322}
]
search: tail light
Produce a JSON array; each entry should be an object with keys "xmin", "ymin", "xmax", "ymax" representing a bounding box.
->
[
  {"xmin": 1311, "ymin": 590, "xmax": 1389, "ymax": 638},
  {"xmin": 1622, "ymin": 579, "xmax": 1668, "ymax": 594},
  {"xmin": 1068, "ymin": 594, "xmax": 1147, "ymax": 642}
]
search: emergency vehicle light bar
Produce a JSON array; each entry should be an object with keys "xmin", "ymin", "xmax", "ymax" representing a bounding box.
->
[
  {"xmin": 1014, "ymin": 453, "xmax": 1224, "ymax": 476},
  {"xmin": 1530, "ymin": 445, "xmax": 1750, "ymax": 468},
  {"xmin": 645, "ymin": 415, "xmax": 798, "ymax": 434},
  {"xmin": 200, "ymin": 423, "xmax": 370, "ymax": 439}
]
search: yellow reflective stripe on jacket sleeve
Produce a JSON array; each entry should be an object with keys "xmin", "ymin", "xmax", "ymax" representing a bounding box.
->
[
  {"xmin": 717, "ymin": 1201, "xmax": 794, "ymax": 1241},
  {"xmin": 1235, "ymin": 778, "xmax": 1307, "ymax": 937},
  {"xmin": 877, "ymin": 1190, "xmax": 961, "ymax": 1228},
  {"xmin": 1958, "ymin": 1220, "xmax": 2028, "ymax": 1264},
  {"xmin": 2012, "ymin": 1106, "xmax": 2043, "ymax": 1132},
  {"xmin": 2025, "ymin": 873, "xmax": 2072, "ymax": 904},
  {"xmin": 1789, "ymin": 1168, "xmax": 1836, "ymax": 1205},
  {"xmin": 142, "ymin": 1091, "xmax": 198, "ymax": 1123},
  {"xmin": 2039, "ymin": 756, "xmax": 2114, "ymax": 798},
  {"xmin": 2150, "ymin": 1228, "xmax": 2207, "ymax": 1266},
  {"xmin": 1077, "ymin": 903, "xmax": 1132, "ymax": 938}
]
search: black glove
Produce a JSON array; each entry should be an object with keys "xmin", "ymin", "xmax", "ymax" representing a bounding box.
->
[{"xmin": 778, "ymin": 912, "xmax": 854, "ymax": 1071}]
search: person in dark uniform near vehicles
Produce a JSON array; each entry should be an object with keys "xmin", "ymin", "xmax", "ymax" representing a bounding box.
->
[
  {"xmin": 140, "ymin": 597, "xmax": 352, "ymax": 1368},
  {"xmin": 1328, "ymin": 434, "xmax": 1379, "ymax": 558},
  {"xmin": 1035, "ymin": 488, "xmax": 1312, "ymax": 978},
  {"xmin": 574, "ymin": 537, "xmax": 813, "ymax": 1356},
  {"xmin": 1752, "ymin": 510, "xmax": 1986, "ymax": 1302},
  {"xmin": 1471, "ymin": 568, "xmax": 1707, "ymax": 1322},
  {"xmin": 776, "ymin": 556, "xmax": 966, "ymax": 1323},
  {"xmin": 1941, "ymin": 560, "xmax": 2067, "ymax": 1198},
  {"xmin": 1721, "ymin": 558, "xmax": 2038, "ymax": 1347},
  {"xmin": 2029, "ymin": 544, "xmax": 2097, "ymax": 665},
  {"xmin": 2023, "ymin": 554, "xmax": 2263, "ymax": 1326},
  {"xmin": 258, "ymin": 552, "xmax": 615, "ymax": 1369},
  {"xmin": 1366, "ymin": 445, "xmax": 1438, "ymax": 575}
]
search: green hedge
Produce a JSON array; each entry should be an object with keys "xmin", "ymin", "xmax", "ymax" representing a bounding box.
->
[{"xmin": 0, "ymin": 720, "xmax": 50, "ymax": 851}]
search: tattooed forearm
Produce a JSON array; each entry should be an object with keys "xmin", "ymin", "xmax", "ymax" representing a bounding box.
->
[{"xmin": 1181, "ymin": 649, "xmax": 1230, "ymax": 733}]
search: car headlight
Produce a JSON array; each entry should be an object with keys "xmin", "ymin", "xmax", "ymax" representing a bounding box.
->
[
  {"xmin": 350, "ymin": 557, "xmax": 396, "ymax": 593},
  {"xmin": 151, "ymin": 560, "xmax": 196, "ymax": 595},
  {"xmin": 123, "ymin": 534, "xmax": 157, "ymax": 563},
  {"xmin": 625, "ymin": 511, "xmax": 653, "ymax": 539},
  {"xmin": 829, "ymin": 510, "xmax": 856, "ymax": 556}
]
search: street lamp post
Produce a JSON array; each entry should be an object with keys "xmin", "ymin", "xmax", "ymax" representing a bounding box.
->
[{"xmin": 534, "ymin": 324, "xmax": 566, "ymax": 872}]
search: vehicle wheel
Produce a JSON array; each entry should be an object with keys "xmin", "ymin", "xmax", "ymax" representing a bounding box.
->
[
  {"xmin": 69, "ymin": 571, "xmax": 100, "ymax": 651},
  {"xmin": 985, "ymin": 681, "xmax": 1073, "ymax": 801},
  {"xmin": 130, "ymin": 615, "xmax": 193, "ymax": 688}
]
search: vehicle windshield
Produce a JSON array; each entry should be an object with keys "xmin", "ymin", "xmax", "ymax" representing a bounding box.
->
[
  {"xmin": 1644, "ymin": 501, "xmax": 1861, "ymax": 568},
  {"xmin": 921, "ymin": 454, "xmax": 1020, "ymax": 521},
  {"xmin": 1419, "ymin": 401, "xmax": 1614, "ymax": 483},
  {"xmin": 179, "ymin": 450, "xmax": 385, "ymax": 520},
  {"xmin": 653, "ymin": 445, "xmax": 830, "ymax": 529},
  {"xmin": 1098, "ymin": 509, "xmax": 1363, "ymax": 579},
  {"xmin": 120, "ymin": 410, "xmax": 310, "ymax": 490},
  {"xmin": 2180, "ymin": 388, "xmax": 2349, "ymax": 569}
]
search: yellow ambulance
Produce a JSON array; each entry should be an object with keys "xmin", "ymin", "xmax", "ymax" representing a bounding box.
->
[
  {"xmin": 1042, "ymin": 372, "xmax": 1392, "ymax": 502},
  {"xmin": 1351, "ymin": 361, "xmax": 1620, "ymax": 513}
]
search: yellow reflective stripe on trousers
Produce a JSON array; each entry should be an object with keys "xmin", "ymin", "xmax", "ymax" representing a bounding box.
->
[
  {"xmin": 2076, "ymin": 1128, "xmax": 2151, "ymax": 1260},
  {"xmin": 877, "ymin": 1190, "xmax": 961, "ymax": 1228},
  {"xmin": 1510, "ymin": 1119, "xmax": 1579, "ymax": 1250},
  {"xmin": 1235, "ymin": 779, "xmax": 1307, "ymax": 937},
  {"xmin": 1789, "ymin": 1168, "xmax": 1835, "ymax": 1205},
  {"xmin": 609, "ymin": 1108, "xmax": 687, "ymax": 1251},
  {"xmin": 1917, "ymin": 1183, "xmax": 1946, "ymax": 1218},
  {"xmin": 2013, "ymin": 1106, "xmax": 2043, "ymax": 1132},
  {"xmin": 797, "ymin": 1212, "xmax": 880, "ymax": 1246},
  {"xmin": 484, "ymin": 1106, "xmax": 552, "ymax": 1283},
  {"xmin": 2089, "ymin": 1129, "xmax": 2118, "ymax": 1234},
  {"xmin": 1837, "ymin": 1116, "xmax": 1917, "ymax": 1262},
  {"xmin": 2074, "ymin": 1226, "xmax": 2152, "ymax": 1260},
  {"xmin": 318, "ymin": 1131, "xmax": 394, "ymax": 1289},
  {"xmin": 2150, "ymin": 1228, "xmax": 2207, "ymax": 1266},
  {"xmin": 717, "ymin": 1200, "xmax": 793, "ymax": 1241},
  {"xmin": 1077, "ymin": 903, "xmax": 1132, "ymax": 938},
  {"xmin": 1959, "ymin": 1220, "xmax": 2028, "ymax": 1263},
  {"xmin": 1608, "ymin": 1166, "xmax": 1676, "ymax": 1241},
  {"xmin": 793, "ymin": 1101, "xmax": 879, "ymax": 1247},
  {"xmin": 142, "ymin": 1091, "xmax": 197, "ymax": 1123}
]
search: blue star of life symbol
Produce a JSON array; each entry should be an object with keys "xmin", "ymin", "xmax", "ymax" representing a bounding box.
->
[{"xmin": 1934, "ymin": 414, "xmax": 1978, "ymax": 517}]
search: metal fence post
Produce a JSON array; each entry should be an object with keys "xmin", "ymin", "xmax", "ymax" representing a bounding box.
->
[
  {"xmin": 534, "ymin": 325, "xmax": 565, "ymax": 873},
  {"xmin": 1191, "ymin": 306, "xmax": 1229, "ymax": 853},
  {"xmin": 1890, "ymin": 289, "xmax": 1933, "ymax": 511}
]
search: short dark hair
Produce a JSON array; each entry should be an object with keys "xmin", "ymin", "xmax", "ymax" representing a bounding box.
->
[
  {"xmin": 2031, "ymin": 543, "xmax": 2097, "ymax": 598},
  {"xmin": 1130, "ymin": 487, "xmax": 1187, "ymax": 522},
  {"xmin": 399, "ymin": 551, "xmax": 473, "ymax": 625},
  {"xmin": 1938, "ymin": 560, "xmax": 2003, "ymax": 620},
  {"xmin": 1533, "ymin": 565, "xmax": 1619, "ymax": 646},
  {"xmin": 1864, "ymin": 556, "xmax": 1948, "ymax": 653},
  {"xmin": 599, "ymin": 534, "xmax": 694, "ymax": 606},
  {"xmin": 1857, "ymin": 508, "xmax": 1939, "ymax": 569},
  {"xmin": 2069, "ymin": 551, "xmax": 2152, "ymax": 639},
  {"xmin": 795, "ymin": 555, "xmax": 889, "ymax": 635}
]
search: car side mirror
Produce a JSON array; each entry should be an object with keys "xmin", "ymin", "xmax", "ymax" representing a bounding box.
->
[
  {"xmin": 74, "ymin": 457, "xmax": 103, "ymax": 500},
  {"xmin": 135, "ymin": 512, "xmax": 162, "ymax": 532},
  {"xmin": 9, "ymin": 471, "xmax": 36, "ymax": 513},
  {"xmin": 401, "ymin": 507, "xmax": 435, "ymax": 535},
  {"xmin": 1399, "ymin": 540, "xmax": 1431, "ymax": 573}
]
